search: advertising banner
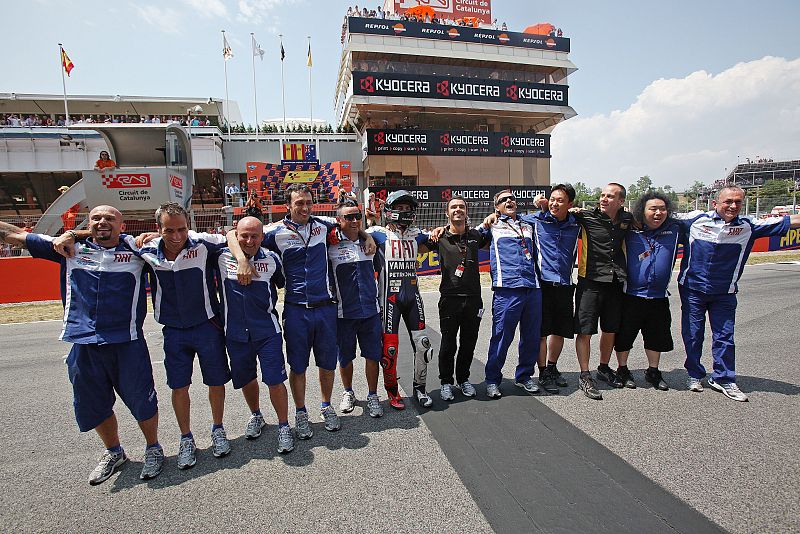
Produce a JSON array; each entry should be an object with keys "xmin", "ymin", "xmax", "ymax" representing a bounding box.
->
[
  {"xmin": 366, "ymin": 129, "xmax": 550, "ymax": 157},
  {"xmin": 392, "ymin": 0, "xmax": 492, "ymax": 24},
  {"xmin": 368, "ymin": 184, "xmax": 551, "ymax": 210},
  {"xmin": 353, "ymin": 71, "xmax": 568, "ymax": 106},
  {"xmin": 83, "ymin": 168, "xmax": 169, "ymax": 210},
  {"xmin": 349, "ymin": 16, "xmax": 568, "ymax": 52}
]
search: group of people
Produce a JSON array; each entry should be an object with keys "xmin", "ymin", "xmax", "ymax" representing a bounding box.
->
[
  {"xmin": 0, "ymin": 113, "xmax": 215, "ymax": 128},
  {"xmin": 0, "ymin": 180, "xmax": 796, "ymax": 488}
]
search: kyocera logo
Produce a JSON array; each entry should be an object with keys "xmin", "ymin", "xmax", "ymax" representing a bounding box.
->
[
  {"xmin": 373, "ymin": 131, "xmax": 386, "ymax": 145},
  {"xmin": 170, "ymin": 175, "xmax": 183, "ymax": 188},
  {"xmin": 441, "ymin": 188, "xmax": 452, "ymax": 201},
  {"xmin": 101, "ymin": 173, "xmax": 151, "ymax": 189},
  {"xmin": 436, "ymin": 80, "xmax": 450, "ymax": 96},
  {"xmin": 506, "ymin": 85, "xmax": 519, "ymax": 101},
  {"xmin": 360, "ymin": 76, "xmax": 375, "ymax": 93},
  {"xmin": 501, "ymin": 135, "xmax": 510, "ymax": 147},
  {"xmin": 440, "ymin": 133, "xmax": 450, "ymax": 145}
]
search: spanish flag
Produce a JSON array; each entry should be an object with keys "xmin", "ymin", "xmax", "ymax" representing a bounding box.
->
[
  {"xmin": 61, "ymin": 48, "xmax": 74, "ymax": 77},
  {"xmin": 307, "ymin": 43, "xmax": 312, "ymax": 68}
]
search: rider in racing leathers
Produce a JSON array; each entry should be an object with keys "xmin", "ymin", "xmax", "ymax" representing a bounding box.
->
[{"xmin": 368, "ymin": 190, "xmax": 435, "ymax": 409}]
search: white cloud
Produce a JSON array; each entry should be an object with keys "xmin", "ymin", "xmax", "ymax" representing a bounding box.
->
[
  {"xmin": 236, "ymin": 0, "xmax": 297, "ymax": 24},
  {"xmin": 181, "ymin": 0, "xmax": 228, "ymax": 18},
  {"xmin": 551, "ymin": 56, "xmax": 800, "ymax": 191},
  {"xmin": 133, "ymin": 5, "xmax": 183, "ymax": 35}
]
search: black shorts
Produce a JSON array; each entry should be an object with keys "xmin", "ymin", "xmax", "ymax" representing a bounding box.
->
[
  {"xmin": 540, "ymin": 283, "xmax": 574, "ymax": 338},
  {"xmin": 574, "ymin": 279, "xmax": 623, "ymax": 335},
  {"xmin": 614, "ymin": 294, "xmax": 674, "ymax": 353}
]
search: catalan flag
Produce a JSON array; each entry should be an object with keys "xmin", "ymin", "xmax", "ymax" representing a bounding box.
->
[
  {"xmin": 307, "ymin": 43, "xmax": 312, "ymax": 67},
  {"xmin": 61, "ymin": 47, "xmax": 74, "ymax": 77}
]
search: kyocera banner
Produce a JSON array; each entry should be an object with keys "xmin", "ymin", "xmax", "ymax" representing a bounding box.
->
[
  {"xmin": 366, "ymin": 129, "xmax": 550, "ymax": 157},
  {"xmin": 392, "ymin": 0, "xmax": 493, "ymax": 25},
  {"xmin": 350, "ymin": 17, "xmax": 569, "ymax": 52},
  {"xmin": 368, "ymin": 185, "xmax": 551, "ymax": 210},
  {"xmin": 353, "ymin": 71, "xmax": 568, "ymax": 106}
]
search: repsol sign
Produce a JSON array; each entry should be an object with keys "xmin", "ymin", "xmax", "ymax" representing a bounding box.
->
[
  {"xmin": 366, "ymin": 129, "xmax": 550, "ymax": 158},
  {"xmin": 353, "ymin": 71, "xmax": 568, "ymax": 106}
]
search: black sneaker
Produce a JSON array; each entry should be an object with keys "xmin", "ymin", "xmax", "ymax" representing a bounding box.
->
[
  {"xmin": 596, "ymin": 365, "xmax": 623, "ymax": 388},
  {"xmin": 549, "ymin": 365, "xmax": 568, "ymax": 387},
  {"xmin": 616, "ymin": 367, "xmax": 636, "ymax": 389},
  {"xmin": 578, "ymin": 373, "xmax": 603, "ymax": 400},
  {"xmin": 644, "ymin": 368, "xmax": 669, "ymax": 391},
  {"xmin": 538, "ymin": 368, "xmax": 559, "ymax": 394}
]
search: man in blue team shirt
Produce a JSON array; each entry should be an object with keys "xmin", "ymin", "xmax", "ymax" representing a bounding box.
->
[
  {"xmin": 478, "ymin": 189, "xmax": 542, "ymax": 398},
  {"xmin": 136, "ymin": 203, "xmax": 233, "ymax": 467},
  {"xmin": 229, "ymin": 184, "xmax": 376, "ymax": 438},
  {"xmin": 0, "ymin": 207, "xmax": 164, "ymax": 485},
  {"xmin": 523, "ymin": 185, "xmax": 581, "ymax": 394},
  {"xmin": 328, "ymin": 200, "xmax": 384, "ymax": 418},
  {"xmin": 218, "ymin": 216, "xmax": 294, "ymax": 453},
  {"xmin": 676, "ymin": 186, "xmax": 800, "ymax": 401},
  {"xmin": 613, "ymin": 191, "xmax": 682, "ymax": 391}
]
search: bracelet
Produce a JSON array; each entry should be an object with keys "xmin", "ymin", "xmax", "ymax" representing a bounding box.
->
[{"xmin": 67, "ymin": 230, "xmax": 78, "ymax": 241}]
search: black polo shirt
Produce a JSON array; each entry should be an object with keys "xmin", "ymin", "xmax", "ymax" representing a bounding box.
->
[
  {"xmin": 573, "ymin": 208, "xmax": 633, "ymax": 283},
  {"xmin": 425, "ymin": 228, "xmax": 488, "ymax": 297}
]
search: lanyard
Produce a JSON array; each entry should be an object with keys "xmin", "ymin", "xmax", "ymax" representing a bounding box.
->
[
  {"xmin": 283, "ymin": 220, "xmax": 312, "ymax": 249},
  {"xmin": 504, "ymin": 218, "xmax": 530, "ymax": 254}
]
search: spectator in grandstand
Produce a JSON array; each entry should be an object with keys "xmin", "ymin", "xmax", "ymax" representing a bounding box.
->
[
  {"xmin": 478, "ymin": 190, "xmax": 543, "ymax": 398},
  {"xmin": 94, "ymin": 151, "xmax": 117, "ymax": 171},
  {"xmin": 425, "ymin": 196, "xmax": 488, "ymax": 402},
  {"xmin": 571, "ymin": 183, "xmax": 633, "ymax": 400},
  {"xmin": 501, "ymin": 22, "xmax": 508, "ymax": 31},
  {"xmin": 0, "ymin": 208, "xmax": 164, "ymax": 485},
  {"xmin": 329, "ymin": 200, "xmax": 384, "ymax": 418},
  {"xmin": 613, "ymin": 191, "xmax": 681, "ymax": 391},
  {"xmin": 675, "ymin": 186, "xmax": 800, "ymax": 401}
]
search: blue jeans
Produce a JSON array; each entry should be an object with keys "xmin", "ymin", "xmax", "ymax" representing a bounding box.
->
[{"xmin": 679, "ymin": 285, "xmax": 737, "ymax": 383}]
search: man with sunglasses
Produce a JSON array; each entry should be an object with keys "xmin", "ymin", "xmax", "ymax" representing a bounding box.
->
[
  {"xmin": 478, "ymin": 189, "xmax": 542, "ymax": 398},
  {"xmin": 329, "ymin": 201, "xmax": 384, "ymax": 418}
]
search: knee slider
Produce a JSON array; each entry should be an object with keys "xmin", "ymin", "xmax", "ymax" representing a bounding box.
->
[{"xmin": 411, "ymin": 331, "xmax": 434, "ymax": 363}]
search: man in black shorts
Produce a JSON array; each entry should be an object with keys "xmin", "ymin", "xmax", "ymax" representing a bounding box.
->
[
  {"xmin": 425, "ymin": 195, "xmax": 488, "ymax": 401},
  {"xmin": 572, "ymin": 183, "xmax": 632, "ymax": 400}
]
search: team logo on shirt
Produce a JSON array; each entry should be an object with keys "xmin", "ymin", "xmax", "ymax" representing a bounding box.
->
[
  {"xmin": 182, "ymin": 249, "xmax": 198, "ymax": 260},
  {"xmin": 113, "ymin": 253, "xmax": 133, "ymax": 263},
  {"xmin": 727, "ymin": 227, "xmax": 744, "ymax": 236}
]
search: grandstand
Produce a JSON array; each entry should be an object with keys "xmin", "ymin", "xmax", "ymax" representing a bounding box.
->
[{"xmin": 716, "ymin": 159, "xmax": 800, "ymax": 189}]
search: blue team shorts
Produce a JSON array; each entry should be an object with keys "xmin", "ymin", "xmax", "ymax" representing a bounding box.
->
[
  {"xmin": 66, "ymin": 338, "xmax": 159, "ymax": 432},
  {"xmin": 283, "ymin": 303, "xmax": 338, "ymax": 373},
  {"xmin": 226, "ymin": 332, "xmax": 287, "ymax": 387},
  {"xmin": 337, "ymin": 314, "xmax": 383, "ymax": 367},
  {"xmin": 162, "ymin": 320, "xmax": 231, "ymax": 389}
]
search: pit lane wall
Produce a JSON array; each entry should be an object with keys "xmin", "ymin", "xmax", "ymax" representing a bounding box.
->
[{"xmin": 3, "ymin": 228, "xmax": 799, "ymax": 304}]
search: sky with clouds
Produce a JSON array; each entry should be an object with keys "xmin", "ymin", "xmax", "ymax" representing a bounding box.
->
[{"xmin": 2, "ymin": 0, "xmax": 799, "ymax": 190}]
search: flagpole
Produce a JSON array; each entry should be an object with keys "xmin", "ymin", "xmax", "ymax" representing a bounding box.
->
[
  {"xmin": 251, "ymin": 33, "xmax": 259, "ymax": 142},
  {"xmin": 279, "ymin": 34, "xmax": 287, "ymax": 134},
  {"xmin": 308, "ymin": 36, "xmax": 313, "ymax": 132},
  {"xmin": 222, "ymin": 30, "xmax": 231, "ymax": 141},
  {"xmin": 58, "ymin": 43, "xmax": 70, "ymax": 125}
]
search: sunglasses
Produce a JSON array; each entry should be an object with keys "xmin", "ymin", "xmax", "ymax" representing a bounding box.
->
[
  {"xmin": 342, "ymin": 212, "xmax": 363, "ymax": 221},
  {"xmin": 496, "ymin": 195, "xmax": 516, "ymax": 205}
]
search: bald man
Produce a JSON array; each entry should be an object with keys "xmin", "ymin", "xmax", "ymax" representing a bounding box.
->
[{"xmin": 0, "ymin": 206, "xmax": 163, "ymax": 485}]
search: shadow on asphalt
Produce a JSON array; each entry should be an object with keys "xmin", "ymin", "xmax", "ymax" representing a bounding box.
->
[{"xmin": 107, "ymin": 404, "xmax": 422, "ymax": 492}]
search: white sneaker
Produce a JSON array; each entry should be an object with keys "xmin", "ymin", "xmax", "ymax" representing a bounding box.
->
[
  {"xmin": 415, "ymin": 388, "xmax": 433, "ymax": 407},
  {"xmin": 687, "ymin": 377, "xmax": 704, "ymax": 392},
  {"xmin": 456, "ymin": 381, "xmax": 477, "ymax": 397},
  {"xmin": 176, "ymin": 437, "xmax": 196, "ymax": 470},
  {"xmin": 277, "ymin": 425, "xmax": 294, "ymax": 453},
  {"xmin": 366, "ymin": 393, "xmax": 384, "ymax": 418},
  {"xmin": 440, "ymin": 383, "xmax": 455, "ymax": 401},
  {"xmin": 88, "ymin": 449, "xmax": 127, "ymax": 485},
  {"xmin": 321, "ymin": 405, "xmax": 341, "ymax": 431},
  {"xmin": 245, "ymin": 413, "xmax": 266, "ymax": 439},
  {"xmin": 514, "ymin": 378, "xmax": 540, "ymax": 394},
  {"xmin": 486, "ymin": 383, "xmax": 502, "ymax": 399},
  {"xmin": 707, "ymin": 377, "xmax": 749, "ymax": 402},
  {"xmin": 339, "ymin": 390, "xmax": 356, "ymax": 413},
  {"xmin": 211, "ymin": 427, "xmax": 231, "ymax": 458}
]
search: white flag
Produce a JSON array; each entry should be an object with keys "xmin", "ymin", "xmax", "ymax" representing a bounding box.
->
[
  {"xmin": 223, "ymin": 34, "xmax": 233, "ymax": 60},
  {"xmin": 253, "ymin": 36, "xmax": 265, "ymax": 60}
]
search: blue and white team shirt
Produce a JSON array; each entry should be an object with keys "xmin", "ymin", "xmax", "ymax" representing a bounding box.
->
[
  {"xmin": 479, "ymin": 215, "xmax": 539, "ymax": 289},
  {"xmin": 216, "ymin": 247, "xmax": 285, "ymax": 342},
  {"xmin": 522, "ymin": 211, "xmax": 580, "ymax": 286},
  {"xmin": 262, "ymin": 215, "xmax": 337, "ymax": 306},
  {"xmin": 26, "ymin": 233, "xmax": 147, "ymax": 344},
  {"xmin": 624, "ymin": 221, "xmax": 681, "ymax": 299},
  {"xmin": 676, "ymin": 211, "xmax": 790, "ymax": 294},
  {"xmin": 327, "ymin": 228, "xmax": 380, "ymax": 319},
  {"xmin": 138, "ymin": 231, "xmax": 227, "ymax": 328}
]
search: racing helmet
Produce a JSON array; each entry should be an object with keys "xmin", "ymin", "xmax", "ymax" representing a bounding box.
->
[{"xmin": 384, "ymin": 190, "xmax": 418, "ymax": 226}]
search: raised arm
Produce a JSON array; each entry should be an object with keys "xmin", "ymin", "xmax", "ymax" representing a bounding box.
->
[
  {"xmin": 52, "ymin": 229, "xmax": 91, "ymax": 257},
  {"xmin": 0, "ymin": 221, "xmax": 30, "ymax": 247}
]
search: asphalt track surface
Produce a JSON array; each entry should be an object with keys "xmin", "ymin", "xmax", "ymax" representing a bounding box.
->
[{"xmin": 0, "ymin": 263, "xmax": 798, "ymax": 533}]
